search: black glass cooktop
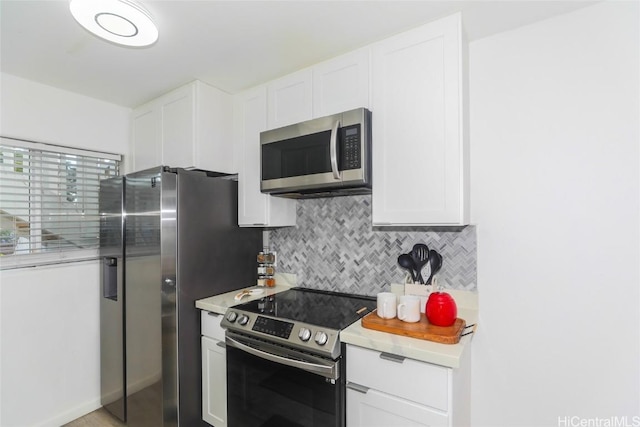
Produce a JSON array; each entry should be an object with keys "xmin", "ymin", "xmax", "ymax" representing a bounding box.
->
[{"xmin": 232, "ymin": 287, "xmax": 376, "ymax": 331}]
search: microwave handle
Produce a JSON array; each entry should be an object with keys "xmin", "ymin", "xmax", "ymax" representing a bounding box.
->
[{"xmin": 330, "ymin": 120, "xmax": 341, "ymax": 180}]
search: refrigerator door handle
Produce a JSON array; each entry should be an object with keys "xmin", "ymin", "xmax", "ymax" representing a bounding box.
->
[{"xmin": 102, "ymin": 257, "xmax": 118, "ymax": 301}]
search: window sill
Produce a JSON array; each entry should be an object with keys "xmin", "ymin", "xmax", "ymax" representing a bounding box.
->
[{"xmin": 0, "ymin": 249, "xmax": 99, "ymax": 270}]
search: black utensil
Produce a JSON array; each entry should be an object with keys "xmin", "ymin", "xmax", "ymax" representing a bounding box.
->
[
  {"xmin": 411, "ymin": 243, "xmax": 430, "ymax": 284},
  {"xmin": 397, "ymin": 254, "xmax": 418, "ymax": 283},
  {"xmin": 426, "ymin": 249, "xmax": 443, "ymax": 285}
]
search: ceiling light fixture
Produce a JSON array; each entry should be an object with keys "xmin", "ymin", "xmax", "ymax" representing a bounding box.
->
[{"xmin": 69, "ymin": 0, "xmax": 158, "ymax": 47}]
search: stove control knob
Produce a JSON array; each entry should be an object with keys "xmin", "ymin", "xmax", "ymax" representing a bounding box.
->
[
  {"xmin": 237, "ymin": 314, "xmax": 250, "ymax": 326},
  {"xmin": 225, "ymin": 311, "xmax": 238, "ymax": 323},
  {"xmin": 314, "ymin": 331, "xmax": 328, "ymax": 346},
  {"xmin": 298, "ymin": 328, "xmax": 312, "ymax": 342}
]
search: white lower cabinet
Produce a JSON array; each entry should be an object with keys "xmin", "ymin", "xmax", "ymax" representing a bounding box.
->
[
  {"xmin": 201, "ymin": 311, "xmax": 227, "ymax": 427},
  {"xmin": 346, "ymin": 344, "xmax": 470, "ymax": 427},
  {"xmin": 347, "ymin": 387, "xmax": 448, "ymax": 427}
]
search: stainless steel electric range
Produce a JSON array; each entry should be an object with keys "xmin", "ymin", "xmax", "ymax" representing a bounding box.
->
[{"xmin": 222, "ymin": 287, "xmax": 376, "ymax": 427}]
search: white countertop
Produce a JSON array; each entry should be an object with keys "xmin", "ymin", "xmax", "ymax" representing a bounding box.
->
[
  {"xmin": 195, "ymin": 281, "xmax": 478, "ymax": 369},
  {"xmin": 195, "ymin": 283, "xmax": 292, "ymax": 314},
  {"xmin": 341, "ymin": 287, "xmax": 478, "ymax": 368}
]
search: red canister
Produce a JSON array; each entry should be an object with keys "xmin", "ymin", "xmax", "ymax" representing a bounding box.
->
[{"xmin": 425, "ymin": 291, "xmax": 457, "ymax": 327}]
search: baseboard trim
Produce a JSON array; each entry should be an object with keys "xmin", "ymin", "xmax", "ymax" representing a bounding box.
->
[
  {"xmin": 29, "ymin": 372, "xmax": 162, "ymax": 426},
  {"xmin": 35, "ymin": 398, "xmax": 101, "ymax": 427}
]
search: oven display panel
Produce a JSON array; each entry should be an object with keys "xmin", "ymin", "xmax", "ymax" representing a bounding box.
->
[{"xmin": 252, "ymin": 316, "xmax": 294, "ymax": 339}]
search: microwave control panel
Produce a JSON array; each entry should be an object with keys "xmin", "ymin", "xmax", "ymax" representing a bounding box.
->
[{"xmin": 340, "ymin": 124, "xmax": 362, "ymax": 170}]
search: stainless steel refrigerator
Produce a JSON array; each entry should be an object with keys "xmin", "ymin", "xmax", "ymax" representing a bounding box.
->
[{"xmin": 99, "ymin": 166, "xmax": 262, "ymax": 427}]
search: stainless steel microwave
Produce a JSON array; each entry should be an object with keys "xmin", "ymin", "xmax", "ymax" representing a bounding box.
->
[{"xmin": 260, "ymin": 107, "xmax": 372, "ymax": 198}]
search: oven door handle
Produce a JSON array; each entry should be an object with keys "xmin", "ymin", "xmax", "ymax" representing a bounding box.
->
[{"xmin": 226, "ymin": 335, "xmax": 339, "ymax": 380}]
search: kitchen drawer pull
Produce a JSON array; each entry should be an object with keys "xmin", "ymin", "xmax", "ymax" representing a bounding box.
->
[
  {"xmin": 379, "ymin": 352, "xmax": 405, "ymax": 363},
  {"xmin": 207, "ymin": 311, "xmax": 221, "ymax": 317},
  {"xmin": 216, "ymin": 341, "xmax": 226, "ymax": 349},
  {"xmin": 346, "ymin": 382, "xmax": 370, "ymax": 394}
]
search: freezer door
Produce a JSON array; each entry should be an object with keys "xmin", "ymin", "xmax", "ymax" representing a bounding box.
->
[
  {"xmin": 99, "ymin": 177, "xmax": 125, "ymax": 422},
  {"xmin": 124, "ymin": 167, "xmax": 168, "ymax": 427}
]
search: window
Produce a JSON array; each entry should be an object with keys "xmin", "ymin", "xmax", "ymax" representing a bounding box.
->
[{"xmin": 0, "ymin": 137, "xmax": 121, "ymax": 269}]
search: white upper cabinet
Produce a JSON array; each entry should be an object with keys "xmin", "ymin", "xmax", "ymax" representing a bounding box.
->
[
  {"xmin": 266, "ymin": 49, "xmax": 369, "ymax": 128},
  {"xmin": 160, "ymin": 86, "xmax": 194, "ymax": 169},
  {"xmin": 371, "ymin": 13, "xmax": 469, "ymax": 226},
  {"xmin": 131, "ymin": 80, "xmax": 235, "ymax": 173},
  {"xmin": 132, "ymin": 105, "xmax": 161, "ymax": 172},
  {"xmin": 312, "ymin": 48, "xmax": 370, "ymax": 117},
  {"xmin": 234, "ymin": 86, "xmax": 297, "ymax": 227},
  {"xmin": 267, "ymin": 69, "xmax": 313, "ymax": 129}
]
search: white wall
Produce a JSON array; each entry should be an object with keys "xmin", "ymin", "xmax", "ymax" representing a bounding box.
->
[
  {"xmin": 469, "ymin": 2, "xmax": 639, "ymax": 426},
  {"xmin": 1, "ymin": 262, "xmax": 103, "ymax": 427},
  {"xmin": 0, "ymin": 73, "xmax": 130, "ymax": 165},
  {"xmin": 0, "ymin": 73, "xmax": 130, "ymax": 427}
]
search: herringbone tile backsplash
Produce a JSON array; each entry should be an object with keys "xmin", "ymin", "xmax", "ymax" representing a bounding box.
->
[{"xmin": 268, "ymin": 195, "xmax": 476, "ymax": 295}]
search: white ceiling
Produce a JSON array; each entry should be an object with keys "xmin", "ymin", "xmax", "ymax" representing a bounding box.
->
[{"xmin": 1, "ymin": 0, "xmax": 596, "ymax": 108}]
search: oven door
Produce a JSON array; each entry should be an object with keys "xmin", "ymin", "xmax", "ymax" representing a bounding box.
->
[{"xmin": 226, "ymin": 331, "xmax": 344, "ymax": 427}]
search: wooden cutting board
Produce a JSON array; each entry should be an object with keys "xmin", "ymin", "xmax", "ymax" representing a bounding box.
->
[{"xmin": 361, "ymin": 310, "xmax": 466, "ymax": 344}]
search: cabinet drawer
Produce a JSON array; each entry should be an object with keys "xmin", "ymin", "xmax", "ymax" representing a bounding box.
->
[
  {"xmin": 201, "ymin": 310, "xmax": 225, "ymax": 340},
  {"xmin": 347, "ymin": 387, "xmax": 448, "ymax": 427},
  {"xmin": 346, "ymin": 345, "xmax": 449, "ymax": 412}
]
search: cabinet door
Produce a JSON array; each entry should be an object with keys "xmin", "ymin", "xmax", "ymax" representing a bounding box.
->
[
  {"xmin": 202, "ymin": 336, "xmax": 227, "ymax": 427},
  {"xmin": 161, "ymin": 85, "xmax": 195, "ymax": 168},
  {"xmin": 267, "ymin": 69, "xmax": 313, "ymax": 129},
  {"xmin": 194, "ymin": 81, "xmax": 235, "ymax": 174},
  {"xmin": 132, "ymin": 103, "xmax": 161, "ymax": 171},
  {"xmin": 313, "ymin": 48, "xmax": 370, "ymax": 117},
  {"xmin": 347, "ymin": 387, "xmax": 448, "ymax": 427},
  {"xmin": 235, "ymin": 86, "xmax": 296, "ymax": 227},
  {"xmin": 371, "ymin": 13, "xmax": 468, "ymax": 226}
]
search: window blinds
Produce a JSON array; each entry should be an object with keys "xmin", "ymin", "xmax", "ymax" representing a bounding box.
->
[{"xmin": 0, "ymin": 137, "xmax": 121, "ymax": 269}]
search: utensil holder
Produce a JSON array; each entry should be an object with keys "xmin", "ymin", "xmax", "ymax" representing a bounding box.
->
[{"xmin": 404, "ymin": 283, "xmax": 429, "ymax": 297}]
